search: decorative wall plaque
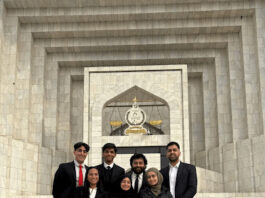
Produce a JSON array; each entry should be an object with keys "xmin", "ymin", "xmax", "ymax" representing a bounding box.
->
[{"xmin": 124, "ymin": 97, "xmax": 147, "ymax": 135}]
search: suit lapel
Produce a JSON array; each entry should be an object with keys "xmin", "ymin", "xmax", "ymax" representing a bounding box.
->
[
  {"xmin": 142, "ymin": 171, "xmax": 148, "ymax": 185},
  {"xmin": 71, "ymin": 161, "xmax": 76, "ymax": 181},
  {"xmin": 164, "ymin": 166, "xmax": 170, "ymax": 186},
  {"xmin": 111, "ymin": 164, "xmax": 117, "ymax": 182},
  {"xmin": 130, "ymin": 170, "xmax": 147, "ymax": 191},
  {"xmin": 100, "ymin": 163, "xmax": 105, "ymax": 172},
  {"xmin": 98, "ymin": 164, "xmax": 106, "ymax": 182},
  {"xmin": 176, "ymin": 162, "xmax": 184, "ymax": 184},
  {"xmin": 128, "ymin": 170, "xmax": 133, "ymax": 178},
  {"xmin": 84, "ymin": 165, "xmax": 89, "ymax": 179}
]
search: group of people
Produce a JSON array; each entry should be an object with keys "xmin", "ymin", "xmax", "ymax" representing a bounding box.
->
[{"xmin": 52, "ymin": 142, "xmax": 197, "ymax": 198}]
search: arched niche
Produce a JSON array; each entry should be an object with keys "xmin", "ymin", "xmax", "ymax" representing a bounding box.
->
[{"xmin": 102, "ymin": 86, "xmax": 170, "ymax": 136}]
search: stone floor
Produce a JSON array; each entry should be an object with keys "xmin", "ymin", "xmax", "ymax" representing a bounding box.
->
[{"xmin": 12, "ymin": 193, "xmax": 265, "ymax": 198}]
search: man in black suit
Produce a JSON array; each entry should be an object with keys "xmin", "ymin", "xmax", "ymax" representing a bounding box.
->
[
  {"xmin": 52, "ymin": 142, "xmax": 90, "ymax": 198},
  {"xmin": 160, "ymin": 142, "xmax": 197, "ymax": 198},
  {"xmin": 96, "ymin": 143, "xmax": 125, "ymax": 198},
  {"xmin": 126, "ymin": 153, "xmax": 148, "ymax": 197}
]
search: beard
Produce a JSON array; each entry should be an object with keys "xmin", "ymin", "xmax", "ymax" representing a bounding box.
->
[
  {"xmin": 168, "ymin": 154, "xmax": 179, "ymax": 162},
  {"xmin": 132, "ymin": 166, "xmax": 145, "ymax": 174}
]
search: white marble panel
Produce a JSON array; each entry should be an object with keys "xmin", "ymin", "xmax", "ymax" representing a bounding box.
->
[{"xmin": 84, "ymin": 65, "xmax": 189, "ymax": 166}]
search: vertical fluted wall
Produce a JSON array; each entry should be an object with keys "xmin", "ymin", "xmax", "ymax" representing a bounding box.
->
[{"xmin": 0, "ymin": 0, "xmax": 265, "ymax": 196}]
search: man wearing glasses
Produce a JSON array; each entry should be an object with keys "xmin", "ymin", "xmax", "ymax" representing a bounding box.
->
[{"xmin": 52, "ymin": 142, "xmax": 90, "ymax": 198}]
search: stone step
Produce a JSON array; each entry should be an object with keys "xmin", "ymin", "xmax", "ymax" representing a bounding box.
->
[
  {"xmin": 195, "ymin": 193, "xmax": 265, "ymax": 198},
  {"xmin": 11, "ymin": 193, "xmax": 265, "ymax": 198}
]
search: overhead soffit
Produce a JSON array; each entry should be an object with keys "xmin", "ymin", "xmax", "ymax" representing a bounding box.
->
[
  {"xmin": 5, "ymin": 0, "xmax": 248, "ymax": 44},
  {"xmin": 45, "ymin": 42, "xmax": 228, "ymax": 53},
  {"xmin": 31, "ymin": 26, "xmax": 241, "ymax": 39},
  {"xmin": 3, "ymin": 0, "xmax": 239, "ymax": 69},
  {"xmin": 16, "ymin": 9, "xmax": 254, "ymax": 23},
  {"xmin": 4, "ymin": 0, "xmax": 252, "ymax": 9},
  {"xmin": 58, "ymin": 58, "xmax": 215, "ymax": 67}
]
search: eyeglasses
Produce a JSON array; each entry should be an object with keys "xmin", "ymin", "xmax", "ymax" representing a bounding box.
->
[
  {"xmin": 147, "ymin": 174, "xmax": 157, "ymax": 179},
  {"xmin": 76, "ymin": 149, "xmax": 88, "ymax": 153}
]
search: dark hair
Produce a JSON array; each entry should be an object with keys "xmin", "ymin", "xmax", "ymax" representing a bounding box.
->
[
  {"xmin": 88, "ymin": 166, "xmax": 98, "ymax": 173},
  {"xmin": 102, "ymin": 143, "xmax": 117, "ymax": 153},
  {"xmin": 166, "ymin": 141, "xmax": 180, "ymax": 150},
  {"xmin": 74, "ymin": 142, "xmax": 90, "ymax": 152},
  {"xmin": 119, "ymin": 174, "xmax": 132, "ymax": 184},
  {"xmin": 130, "ymin": 153, "xmax": 148, "ymax": 167}
]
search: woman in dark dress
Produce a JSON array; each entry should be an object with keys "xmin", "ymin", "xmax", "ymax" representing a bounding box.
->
[
  {"xmin": 117, "ymin": 175, "xmax": 137, "ymax": 198},
  {"xmin": 83, "ymin": 167, "xmax": 109, "ymax": 198},
  {"xmin": 139, "ymin": 168, "xmax": 172, "ymax": 198}
]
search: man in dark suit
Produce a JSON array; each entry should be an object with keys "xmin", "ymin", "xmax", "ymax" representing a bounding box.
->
[
  {"xmin": 96, "ymin": 143, "xmax": 125, "ymax": 198},
  {"xmin": 160, "ymin": 142, "xmax": 197, "ymax": 198},
  {"xmin": 52, "ymin": 142, "xmax": 90, "ymax": 198},
  {"xmin": 126, "ymin": 153, "xmax": 148, "ymax": 197}
]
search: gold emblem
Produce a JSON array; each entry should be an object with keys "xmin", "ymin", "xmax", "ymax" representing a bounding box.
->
[{"xmin": 124, "ymin": 97, "xmax": 147, "ymax": 135}]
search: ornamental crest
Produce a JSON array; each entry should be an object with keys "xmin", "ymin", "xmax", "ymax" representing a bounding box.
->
[{"xmin": 124, "ymin": 97, "xmax": 147, "ymax": 135}]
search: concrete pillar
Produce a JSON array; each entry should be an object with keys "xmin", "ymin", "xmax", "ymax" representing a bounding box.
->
[{"xmin": 254, "ymin": 0, "xmax": 265, "ymax": 136}]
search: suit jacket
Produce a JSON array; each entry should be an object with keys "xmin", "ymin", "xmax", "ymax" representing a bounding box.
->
[
  {"xmin": 139, "ymin": 186, "xmax": 173, "ymax": 198},
  {"xmin": 94, "ymin": 188, "xmax": 109, "ymax": 198},
  {"xmin": 117, "ymin": 189, "xmax": 137, "ymax": 198},
  {"xmin": 160, "ymin": 162, "xmax": 197, "ymax": 198},
  {"xmin": 126, "ymin": 170, "xmax": 148, "ymax": 197},
  {"xmin": 83, "ymin": 187, "xmax": 109, "ymax": 198},
  {"xmin": 96, "ymin": 163, "xmax": 125, "ymax": 198},
  {"xmin": 52, "ymin": 161, "xmax": 89, "ymax": 198}
]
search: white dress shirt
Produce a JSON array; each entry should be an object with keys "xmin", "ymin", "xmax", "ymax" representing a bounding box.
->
[
  {"xmin": 89, "ymin": 187, "xmax": 97, "ymax": 198},
  {"xmin": 169, "ymin": 161, "xmax": 180, "ymax": 198},
  {"xmin": 104, "ymin": 162, "xmax": 114, "ymax": 169},
  {"xmin": 131, "ymin": 172, "xmax": 143, "ymax": 193},
  {"xmin": 74, "ymin": 160, "xmax": 86, "ymax": 186}
]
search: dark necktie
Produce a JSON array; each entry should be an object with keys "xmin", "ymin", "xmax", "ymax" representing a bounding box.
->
[
  {"xmin": 106, "ymin": 166, "xmax": 112, "ymax": 184},
  {"xmin": 135, "ymin": 174, "xmax": 139, "ymax": 193}
]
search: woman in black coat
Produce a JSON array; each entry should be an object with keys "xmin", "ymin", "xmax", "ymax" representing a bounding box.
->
[
  {"xmin": 139, "ymin": 168, "xmax": 172, "ymax": 198},
  {"xmin": 83, "ymin": 167, "xmax": 109, "ymax": 198},
  {"xmin": 117, "ymin": 175, "xmax": 137, "ymax": 198}
]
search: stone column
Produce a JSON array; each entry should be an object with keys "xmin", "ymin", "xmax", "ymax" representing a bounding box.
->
[
  {"xmin": 0, "ymin": 8, "xmax": 17, "ymax": 138},
  {"xmin": 0, "ymin": 2, "xmax": 4, "ymax": 139},
  {"xmin": 227, "ymin": 38, "xmax": 248, "ymax": 141},
  {"xmin": 215, "ymin": 49, "xmax": 233, "ymax": 146},
  {"xmin": 29, "ymin": 40, "xmax": 46, "ymax": 145},
  {"xmin": 43, "ymin": 56, "xmax": 58, "ymax": 149},
  {"xmin": 240, "ymin": 18, "xmax": 263, "ymax": 138},
  {"xmin": 13, "ymin": 26, "xmax": 32, "ymax": 141},
  {"xmin": 188, "ymin": 72, "xmax": 205, "ymax": 166},
  {"xmin": 255, "ymin": 0, "xmax": 265, "ymax": 135}
]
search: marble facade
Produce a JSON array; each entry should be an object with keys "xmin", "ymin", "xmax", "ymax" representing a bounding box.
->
[
  {"xmin": 0, "ymin": 0, "xmax": 265, "ymax": 197},
  {"xmin": 83, "ymin": 65, "xmax": 189, "ymax": 165}
]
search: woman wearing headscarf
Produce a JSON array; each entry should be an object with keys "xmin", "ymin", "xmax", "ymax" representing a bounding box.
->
[
  {"xmin": 83, "ymin": 167, "xmax": 109, "ymax": 198},
  {"xmin": 117, "ymin": 175, "xmax": 137, "ymax": 198},
  {"xmin": 139, "ymin": 168, "xmax": 172, "ymax": 198}
]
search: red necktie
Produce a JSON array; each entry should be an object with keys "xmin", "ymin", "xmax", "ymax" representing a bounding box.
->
[{"xmin": 79, "ymin": 165, "xmax": 83, "ymax": 186}]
